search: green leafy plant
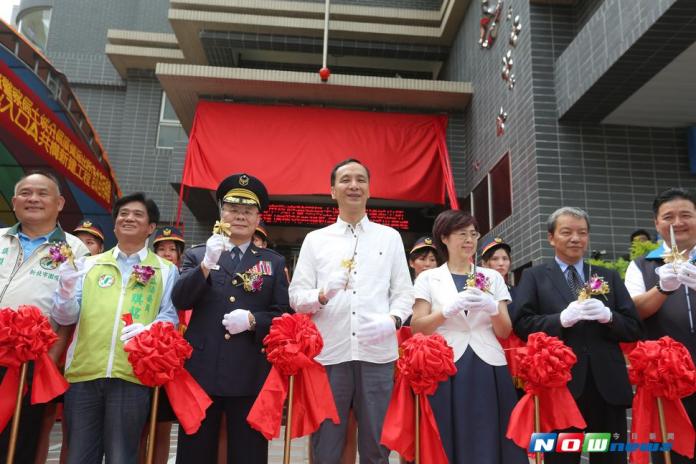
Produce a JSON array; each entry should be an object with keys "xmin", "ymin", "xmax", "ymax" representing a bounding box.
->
[{"xmin": 587, "ymin": 241, "xmax": 660, "ymax": 279}]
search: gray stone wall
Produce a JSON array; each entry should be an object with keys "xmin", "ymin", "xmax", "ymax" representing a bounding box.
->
[
  {"xmin": 531, "ymin": 3, "xmax": 696, "ymax": 260},
  {"xmin": 442, "ymin": 0, "xmax": 542, "ymax": 270},
  {"xmin": 554, "ymin": 0, "xmax": 677, "ymax": 120}
]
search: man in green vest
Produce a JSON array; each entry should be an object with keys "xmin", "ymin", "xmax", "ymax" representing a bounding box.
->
[{"xmin": 52, "ymin": 192, "xmax": 179, "ymax": 464}]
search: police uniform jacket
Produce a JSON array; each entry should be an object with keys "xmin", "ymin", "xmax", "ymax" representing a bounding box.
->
[{"xmin": 172, "ymin": 243, "xmax": 290, "ymax": 397}]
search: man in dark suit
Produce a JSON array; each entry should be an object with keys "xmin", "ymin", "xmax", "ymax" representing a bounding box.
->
[
  {"xmin": 513, "ymin": 206, "xmax": 642, "ymax": 464},
  {"xmin": 172, "ymin": 173, "xmax": 290, "ymax": 464}
]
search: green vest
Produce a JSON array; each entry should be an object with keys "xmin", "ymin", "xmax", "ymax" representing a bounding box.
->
[{"xmin": 65, "ymin": 249, "xmax": 167, "ymax": 384}]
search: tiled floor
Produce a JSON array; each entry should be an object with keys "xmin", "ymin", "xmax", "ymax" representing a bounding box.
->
[{"xmin": 47, "ymin": 423, "xmax": 403, "ymax": 463}]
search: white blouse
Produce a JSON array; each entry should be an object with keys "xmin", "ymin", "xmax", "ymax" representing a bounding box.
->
[{"xmin": 414, "ymin": 264, "xmax": 511, "ymax": 365}]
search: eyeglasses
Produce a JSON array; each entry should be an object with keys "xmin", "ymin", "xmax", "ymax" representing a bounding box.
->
[{"xmin": 454, "ymin": 231, "xmax": 480, "ymax": 240}]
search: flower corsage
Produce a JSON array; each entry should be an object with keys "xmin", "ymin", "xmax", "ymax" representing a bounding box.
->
[
  {"xmin": 465, "ymin": 271, "xmax": 492, "ymax": 293},
  {"xmin": 47, "ymin": 241, "xmax": 75, "ymax": 269},
  {"xmin": 234, "ymin": 270, "xmax": 263, "ymax": 293},
  {"xmin": 130, "ymin": 264, "xmax": 155, "ymax": 287},
  {"xmin": 578, "ymin": 274, "xmax": 610, "ymax": 301}
]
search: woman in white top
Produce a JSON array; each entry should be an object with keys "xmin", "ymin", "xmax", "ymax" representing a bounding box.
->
[{"xmin": 411, "ymin": 210, "xmax": 527, "ymax": 463}]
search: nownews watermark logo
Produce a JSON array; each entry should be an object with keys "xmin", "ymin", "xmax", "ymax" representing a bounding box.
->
[{"xmin": 529, "ymin": 433, "xmax": 673, "ymax": 453}]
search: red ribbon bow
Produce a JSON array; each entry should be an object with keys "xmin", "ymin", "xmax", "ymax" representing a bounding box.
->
[
  {"xmin": 124, "ymin": 322, "xmax": 212, "ymax": 434},
  {"xmin": 506, "ymin": 332, "xmax": 586, "ymax": 448},
  {"xmin": 0, "ymin": 305, "xmax": 68, "ymax": 432},
  {"xmin": 247, "ymin": 313, "xmax": 339, "ymax": 440},
  {"xmin": 381, "ymin": 333, "xmax": 456, "ymax": 462},
  {"xmin": 627, "ymin": 336, "xmax": 696, "ymax": 463}
]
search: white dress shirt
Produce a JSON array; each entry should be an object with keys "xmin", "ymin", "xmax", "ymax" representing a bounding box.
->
[
  {"xmin": 289, "ymin": 215, "xmax": 414, "ymax": 365},
  {"xmin": 624, "ymin": 243, "xmax": 696, "ymax": 297},
  {"xmin": 414, "ymin": 264, "xmax": 511, "ymax": 365}
]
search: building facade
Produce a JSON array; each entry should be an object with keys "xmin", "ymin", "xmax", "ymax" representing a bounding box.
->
[{"xmin": 15, "ymin": 0, "xmax": 696, "ymax": 274}]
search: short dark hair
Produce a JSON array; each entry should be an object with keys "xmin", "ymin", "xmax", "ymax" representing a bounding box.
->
[
  {"xmin": 432, "ymin": 210, "xmax": 478, "ymax": 261},
  {"xmin": 330, "ymin": 158, "xmax": 370, "ymax": 186},
  {"xmin": 630, "ymin": 229, "xmax": 651, "ymax": 242},
  {"xmin": 14, "ymin": 169, "xmax": 62, "ymax": 195},
  {"xmin": 112, "ymin": 192, "xmax": 160, "ymax": 225},
  {"xmin": 652, "ymin": 188, "xmax": 696, "ymax": 217}
]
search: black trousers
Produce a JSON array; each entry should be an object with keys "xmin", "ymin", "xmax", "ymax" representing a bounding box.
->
[
  {"xmin": 0, "ymin": 366, "xmax": 46, "ymax": 464},
  {"xmin": 176, "ymin": 395, "xmax": 267, "ymax": 464},
  {"xmin": 543, "ymin": 368, "xmax": 628, "ymax": 464},
  {"xmin": 651, "ymin": 393, "xmax": 696, "ymax": 463}
]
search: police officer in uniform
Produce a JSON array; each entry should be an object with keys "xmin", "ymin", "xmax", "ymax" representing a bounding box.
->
[{"xmin": 173, "ymin": 173, "xmax": 290, "ymax": 464}]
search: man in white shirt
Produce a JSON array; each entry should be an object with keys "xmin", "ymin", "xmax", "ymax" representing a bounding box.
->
[
  {"xmin": 624, "ymin": 187, "xmax": 696, "ymax": 464},
  {"xmin": 289, "ymin": 159, "xmax": 414, "ymax": 463}
]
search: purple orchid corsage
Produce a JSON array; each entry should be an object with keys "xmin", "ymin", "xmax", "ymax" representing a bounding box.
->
[
  {"xmin": 130, "ymin": 264, "xmax": 155, "ymax": 287},
  {"xmin": 578, "ymin": 274, "xmax": 610, "ymax": 301},
  {"xmin": 48, "ymin": 241, "xmax": 75, "ymax": 268},
  {"xmin": 235, "ymin": 271, "xmax": 263, "ymax": 293},
  {"xmin": 465, "ymin": 271, "xmax": 492, "ymax": 293}
]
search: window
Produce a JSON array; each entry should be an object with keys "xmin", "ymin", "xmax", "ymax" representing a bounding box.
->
[
  {"xmin": 473, "ymin": 176, "xmax": 490, "ymax": 235},
  {"xmin": 18, "ymin": 7, "xmax": 52, "ymax": 51},
  {"xmin": 490, "ymin": 153, "xmax": 512, "ymax": 226},
  {"xmin": 464, "ymin": 152, "xmax": 513, "ymax": 235},
  {"xmin": 157, "ymin": 92, "xmax": 186, "ymax": 149}
]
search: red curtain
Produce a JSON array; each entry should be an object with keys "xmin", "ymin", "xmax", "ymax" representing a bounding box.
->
[{"xmin": 182, "ymin": 102, "xmax": 458, "ymax": 207}]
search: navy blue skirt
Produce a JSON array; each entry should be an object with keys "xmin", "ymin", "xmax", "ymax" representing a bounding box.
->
[{"xmin": 428, "ymin": 346, "xmax": 528, "ymax": 464}]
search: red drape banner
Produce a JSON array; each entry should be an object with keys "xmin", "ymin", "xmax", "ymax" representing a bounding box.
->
[{"xmin": 179, "ymin": 102, "xmax": 458, "ymax": 222}]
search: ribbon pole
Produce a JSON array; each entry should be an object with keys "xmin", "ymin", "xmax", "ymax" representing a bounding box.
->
[
  {"xmin": 534, "ymin": 394, "xmax": 542, "ymax": 464},
  {"xmin": 656, "ymin": 397, "xmax": 672, "ymax": 464},
  {"xmin": 415, "ymin": 392, "xmax": 421, "ymax": 464},
  {"xmin": 145, "ymin": 386, "xmax": 161, "ymax": 464},
  {"xmin": 283, "ymin": 375, "xmax": 295, "ymax": 464},
  {"xmin": 6, "ymin": 363, "xmax": 28, "ymax": 464}
]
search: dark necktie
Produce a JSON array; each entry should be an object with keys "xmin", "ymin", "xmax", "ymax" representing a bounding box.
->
[
  {"xmin": 566, "ymin": 265, "xmax": 584, "ymax": 298},
  {"xmin": 230, "ymin": 247, "xmax": 241, "ymax": 270}
]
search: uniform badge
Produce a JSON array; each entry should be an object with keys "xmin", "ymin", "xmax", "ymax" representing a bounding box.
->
[
  {"xmin": 83, "ymin": 220, "xmax": 93, "ymax": 227},
  {"xmin": 98, "ymin": 274, "xmax": 115, "ymax": 288},
  {"xmin": 248, "ymin": 261, "xmax": 273, "ymax": 276},
  {"xmin": 163, "ymin": 228, "xmax": 172, "ymax": 236},
  {"xmin": 239, "ymin": 175, "xmax": 249, "ymax": 186}
]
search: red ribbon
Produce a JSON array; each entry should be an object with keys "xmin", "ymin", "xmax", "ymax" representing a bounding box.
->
[
  {"xmin": 0, "ymin": 305, "xmax": 68, "ymax": 432},
  {"xmin": 498, "ymin": 332, "xmax": 526, "ymax": 388},
  {"xmin": 627, "ymin": 337, "xmax": 696, "ymax": 464},
  {"xmin": 124, "ymin": 322, "xmax": 212, "ymax": 434},
  {"xmin": 247, "ymin": 313, "xmax": 339, "ymax": 440},
  {"xmin": 505, "ymin": 332, "xmax": 586, "ymax": 448},
  {"xmin": 381, "ymin": 333, "xmax": 456, "ymax": 462}
]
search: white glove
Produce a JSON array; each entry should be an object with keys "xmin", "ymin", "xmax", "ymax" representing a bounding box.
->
[
  {"xmin": 120, "ymin": 322, "xmax": 149, "ymax": 342},
  {"xmin": 222, "ymin": 309, "xmax": 251, "ymax": 335},
  {"xmin": 579, "ymin": 298, "xmax": 612, "ymax": 324},
  {"xmin": 322, "ymin": 270, "xmax": 349, "ymax": 301},
  {"xmin": 442, "ymin": 292, "xmax": 468, "ymax": 318},
  {"xmin": 202, "ymin": 234, "xmax": 227, "ymax": 270},
  {"xmin": 57, "ymin": 258, "xmax": 87, "ymax": 299},
  {"xmin": 357, "ymin": 313, "xmax": 396, "ymax": 344},
  {"xmin": 677, "ymin": 261, "xmax": 696, "ymax": 291},
  {"xmin": 460, "ymin": 287, "xmax": 499, "ymax": 316},
  {"xmin": 657, "ymin": 263, "xmax": 681, "ymax": 292},
  {"xmin": 560, "ymin": 301, "xmax": 583, "ymax": 328}
]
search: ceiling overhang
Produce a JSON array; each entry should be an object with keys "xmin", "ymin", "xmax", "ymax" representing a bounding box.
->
[
  {"xmin": 156, "ymin": 63, "xmax": 472, "ymax": 132},
  {"xmin": 106, "ymin": 0, "xmax": 469, "ymax": 78}
]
